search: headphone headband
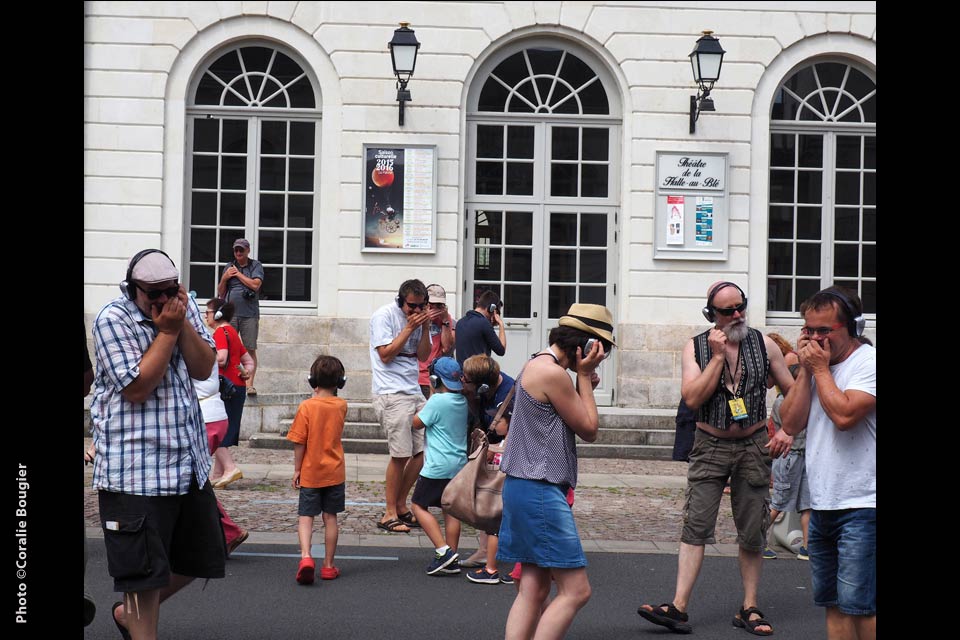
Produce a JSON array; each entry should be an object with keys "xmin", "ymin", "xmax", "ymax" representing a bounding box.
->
[
  {"xmin": 121, "ymin": 249, "xmax": 174, "ymax": 301},
  {"xmin": 819, "ymin": 288, "xmax": 865, "ymax": 337},
  {"xmin": 702, "ymin": 281, "xmax": 747, "ymax": 323}
]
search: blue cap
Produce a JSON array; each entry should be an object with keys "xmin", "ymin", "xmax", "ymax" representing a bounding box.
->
[{"xmin": 432, "ymin": 357, "xmax": 463, "ymax": 391}]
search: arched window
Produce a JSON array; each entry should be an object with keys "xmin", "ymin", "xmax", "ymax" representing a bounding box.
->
[
  {"xmin": 465, "ymin": 42, "xmax": 620, "ymax": 404},
  {"xmin": 767, "ymin": 61, "xmax": 876, "ymax": 316},
  {"xmin": 186, "ymin": 44, "xmax": 321, "ymax": 305}
]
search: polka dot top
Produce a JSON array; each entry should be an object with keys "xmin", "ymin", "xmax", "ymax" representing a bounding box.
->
[{"xmin": 500, "ymin": 354, "xmax": 578, "ymax": 489}]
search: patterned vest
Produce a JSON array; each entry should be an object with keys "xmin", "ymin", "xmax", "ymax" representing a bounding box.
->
[{"xmin": 692, "ymin": 327, "xmax": 769, "ymax": 430}]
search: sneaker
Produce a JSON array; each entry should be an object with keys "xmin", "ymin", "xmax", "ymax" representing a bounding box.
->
[
  {"xmin": 797, "ymin": 546, "xmax": 809, "ymax": 561},
  {"xmin": 466, "ymin": 568, "xmax": 501, "ymax": 584},
  {"xmin": 426, "ymin": 549, "xmax": 459, "ymax": 575},
  {"xmin": 499, "ymin": 572, "xmax": 515, "ymax": 585},
  {"xmin": 762, "ymin": 547, "xmax": 778, "ymax": 560},
  {"xmin": 440, "ymin": 557, "xmax": 461, "ymax": 574}
]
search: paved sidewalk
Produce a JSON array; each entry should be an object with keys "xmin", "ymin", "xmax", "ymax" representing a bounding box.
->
[{"xmin": 83, "ymin": 441, "xmax": 799, "ymax": 559}]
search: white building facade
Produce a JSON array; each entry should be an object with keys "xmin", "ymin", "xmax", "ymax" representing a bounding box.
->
[{"xmin": 83, "ymin": 1, "xmax": 876, "ymax": 408}]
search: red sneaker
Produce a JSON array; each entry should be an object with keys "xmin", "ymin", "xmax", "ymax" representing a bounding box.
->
[
  {"xmin": 320, "ymin": 566, "xmax": 340, "ymax": 580},
  {"xmin": 296, "ymin": 557, "xmax": 316, "ymax": 585}
]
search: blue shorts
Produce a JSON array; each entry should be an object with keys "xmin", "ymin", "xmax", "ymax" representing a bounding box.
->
[
  {"xmin": 809, "ymin": 508, "xmax": 876, "ymax": 615},
  {"xmin": 496, "ymin": 476, "xmax": 586, "ymax": 569},
  {"xmin": 771, "ymin": 450, "xmax": 810, "ymax": 513}
]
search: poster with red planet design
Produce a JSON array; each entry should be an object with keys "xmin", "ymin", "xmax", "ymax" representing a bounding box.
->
[{"xmin": 363, "ymin": 145, "xmax": 436, "ymax": 252}]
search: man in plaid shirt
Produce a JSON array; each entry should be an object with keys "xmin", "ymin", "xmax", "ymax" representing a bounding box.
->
[{"xmin": 90, "ymin": 249, "xmax": 225, "ymax": 639}]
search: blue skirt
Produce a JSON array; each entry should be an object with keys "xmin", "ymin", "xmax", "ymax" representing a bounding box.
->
[{"xmin": 496, "ymin": 476, "xmax": 586, "ymax": 569}]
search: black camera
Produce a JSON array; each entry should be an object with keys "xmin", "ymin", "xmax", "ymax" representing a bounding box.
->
[{"xmin": 242, "ymin": 288, "xmax": 257, "ymax": 300}]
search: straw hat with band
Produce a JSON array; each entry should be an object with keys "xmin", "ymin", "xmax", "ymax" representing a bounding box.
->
[{"xmin": 558, "ymin": 303, "xmax": 617, "ymax": 347}]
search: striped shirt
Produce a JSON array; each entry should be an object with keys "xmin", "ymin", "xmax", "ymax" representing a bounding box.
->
[
  {"xmin": 501, "ymin": 356, "xmax": 579, "ymax": 489},
  {"xmin": 90, "ymin": 295, "xmax": 215, "ymax": 496},
  {"xmin": 691, "ymin": 327, "xmax": 769, "ymax": 430}
]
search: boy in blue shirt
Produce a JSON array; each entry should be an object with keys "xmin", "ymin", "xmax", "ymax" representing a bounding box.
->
[{"xmin": 411, "ymin": 357, "xmax": 469, "ymax": 575}]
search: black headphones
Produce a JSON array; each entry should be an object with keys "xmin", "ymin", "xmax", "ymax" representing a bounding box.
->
[
  {"xmin": 428, "ymin": 358, "xmax": 441, "ymax": 389},
  {"xmin": 701, "ymin": 282, "xmax": 747, "ymax": 323},
  {"xmin": 395, "ymin": 283, "xmax": 406, "ymax": 309},
  {"xmin": 120, "ymin": 249, "xmax": 174, "ymax": 301},
  {"xmin": 308, "ymin": 357, "xmax": 347, "ymax": 390},
  {"xmin": 820, "ymin": 288, "xmax": 866, "ymax": 337}
]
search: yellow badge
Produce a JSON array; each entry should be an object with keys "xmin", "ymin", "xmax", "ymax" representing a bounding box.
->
[{"xmin": 728, "ymin": 397, "xmax": 748, "ymax": 421}]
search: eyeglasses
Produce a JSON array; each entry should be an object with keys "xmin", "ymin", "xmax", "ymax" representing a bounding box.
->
[
  {"xmin": 800, "ymin": 323, "xmax": 844, "ymax": 337},
  {"xmin": 135, "ymin": 283, "xmax": 180, "ymax": 300},
  {"xmin": 428, "ymin": 302, "xmax": 446, "ymax": 309},
  {"xmin": 713, "ymin": 301, "xmax": 747, "ymax": 316},
  {"xmin": 403, "ymin": 300, "xmax": 426, "ymax": 310}
]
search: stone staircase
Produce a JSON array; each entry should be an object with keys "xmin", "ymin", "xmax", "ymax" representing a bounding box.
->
[
  {"xmin": 84, "ymin": 394, "xmax": 679, "ymax": 460},
  {"xmin": 247, "ymin": 401, "xmax": 677, "ymax": 460}
]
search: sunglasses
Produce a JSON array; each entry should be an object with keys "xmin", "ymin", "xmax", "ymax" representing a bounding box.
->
[
  {"xmin": 800, "ymin": 323, "xmax": 844, "ymax": 337},
  {"xmin": 135, "ymin": 283, "xmax": 180, "ymax": 300},
  {"xmin": 713, "ymin": 301, "xmax": 747, "ymax": 316},
  {"xmin": 233, "ymin": 247, "xmax": 247, "ymax": 253},
  {"xmin": 404, "ymin": 300, "xmax": 427, "ymax": 310}
]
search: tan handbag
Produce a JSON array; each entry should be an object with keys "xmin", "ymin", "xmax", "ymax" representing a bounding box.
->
[{"xmin": 441, "ymin": 384, "xmax": 516, "ymax": 533}]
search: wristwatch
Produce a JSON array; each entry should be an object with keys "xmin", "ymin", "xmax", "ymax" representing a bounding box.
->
[{"xmin": 442, "ymin": 321, "xmax": 450, "ymax": 327}]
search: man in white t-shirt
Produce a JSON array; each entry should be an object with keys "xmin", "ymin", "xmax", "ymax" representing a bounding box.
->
[
  {"xmin": 781, "ymin": 286, "xmax": 876, "ymax": 640},
  {"xmin": 369, "ymin": 279, "xmax": 432, "ymax": 533}
]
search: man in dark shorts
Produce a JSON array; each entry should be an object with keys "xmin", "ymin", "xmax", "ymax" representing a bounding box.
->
[
  {"xmin": 218, "ymin": 238, "xmax": 264, "ymax": 394},
  {"xmin": 90, "ymin": 249, "xmax": 225, "ymax": 638}
]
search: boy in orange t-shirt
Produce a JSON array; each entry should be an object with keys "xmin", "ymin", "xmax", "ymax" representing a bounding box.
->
[{"xmin": 287, "ymin": 355, "xmax": 348, "ymax": 584}]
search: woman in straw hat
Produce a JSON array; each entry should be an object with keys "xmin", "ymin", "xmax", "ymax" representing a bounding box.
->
[{"xmin": 497, "ymin": 303, "xmax": 615, "ymax": 639}]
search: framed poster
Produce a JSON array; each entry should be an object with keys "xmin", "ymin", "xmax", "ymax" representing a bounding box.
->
[
  {"xmin": 361, "ymin": 144, "xmax": 437, "ymax": 253},
  {"xmin": 653, "ymin": 151, "xmax": 728, "ymax": 261}
]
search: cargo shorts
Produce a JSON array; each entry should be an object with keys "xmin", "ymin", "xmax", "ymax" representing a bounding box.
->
[
  {"xmin": 681, "ymin": 428, "xmax": 772, "ymax": 552},
  {"xmin": 372, "ymin": 392, "xmax": 426, "ymax": 458}
]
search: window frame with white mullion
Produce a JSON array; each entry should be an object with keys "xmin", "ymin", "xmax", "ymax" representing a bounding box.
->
[
  {"xmin": 766, "ymin": 59, "xmax": 875, "ymax": 321},
  {"xmin": 185, "ymin": 42, "xmax": 321, "ymax": 309}
]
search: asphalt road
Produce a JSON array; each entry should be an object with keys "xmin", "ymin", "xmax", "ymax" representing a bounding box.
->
[{"xmin": 82, "ymin": 541, "xmax": 824, "ymax": 639}]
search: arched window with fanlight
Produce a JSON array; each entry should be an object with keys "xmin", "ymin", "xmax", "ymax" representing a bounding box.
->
[
  {"xmin": 767, "ymin": 60, "xmax": 875, "ymax": 318},
  {"xmin": 465, "ymin": 41, "xmax": 621, "ymax": 404},
  {"xmin": 185, "ymin": 43, "xmax": 321, "ymax": 306}
]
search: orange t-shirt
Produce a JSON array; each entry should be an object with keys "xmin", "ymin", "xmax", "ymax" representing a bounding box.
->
[{"xmin": 286, "ymin": 396, "xmax": 348, "ymax": 488}]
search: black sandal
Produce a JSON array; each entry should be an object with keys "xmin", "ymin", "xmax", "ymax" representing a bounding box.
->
[
  {"xmin": 637, "ymin": 602, "xmax": 692, "ymax": 634},
  {"xmin": 732, "ymin": 606, "xmax": 774, "ymax": 636},
  {"xmin": 397, "ymin": 511, "xmax": 421, "ymax": 528}
]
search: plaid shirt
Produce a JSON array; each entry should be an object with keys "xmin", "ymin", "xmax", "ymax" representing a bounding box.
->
[{"xmin": 90, "ymin": 295, "xmax": 215, "ymax": 496}]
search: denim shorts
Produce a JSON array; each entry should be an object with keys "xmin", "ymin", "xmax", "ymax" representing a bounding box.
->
[
  {"xmin": 809, "ymin": 508, "xmax": 876, "ymax": 615},
  {"xmin": 496, "ymin": 476, "xmax": 586, "ymax": 569},
  {"xmin": 771, "ymin": 450, "xmax": 810, "ymax": 513},
  {"xmin": 298, "ymin": 483, "xmax": 346, "ymax": 517}
]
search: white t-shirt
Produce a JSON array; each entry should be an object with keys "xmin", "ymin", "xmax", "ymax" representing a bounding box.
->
[
  {"xmin": 805, "ymin": 344, "xmax": 876, "ymax": 510},
  {"xmin": 193, "ymin": 361, "xmax": 228, "ymax": 424},
  {"xmin": 369, "ymin": 303, "xmax": 423, "ymax": 395}
]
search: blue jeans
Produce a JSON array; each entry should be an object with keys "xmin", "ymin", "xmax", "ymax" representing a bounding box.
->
[{"xmin": 809, "ymin": 508, "xmax": 876, "ymax": 615}]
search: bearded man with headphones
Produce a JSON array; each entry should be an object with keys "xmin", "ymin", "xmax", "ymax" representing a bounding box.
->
[
  {"xmin": 90, "ymin": 249, "xmax": 224, "ymax": 639},
  {"xmin": 779, "ymin": 286, "xmax": 876, "ymax": 640},
  {"xmin": 639, "ymin": 281, "xmax": 795, "ymax": 636},
  {"xmin": 369, "ymin": 279, "xmax": 433, "ymax": 533}
]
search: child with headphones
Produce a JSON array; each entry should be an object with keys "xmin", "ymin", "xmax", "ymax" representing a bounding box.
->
[
  {"xmin": 286, "ymin": 355, "xmax": 349, "ymax": 584},
  {"xmin": 410, "ymin": 356, "xmax": 470, "ymax": 576}
]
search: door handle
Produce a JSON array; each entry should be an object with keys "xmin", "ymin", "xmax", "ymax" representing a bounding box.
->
[{"xmin": 505, "ymin": 321, "xmax": 530, "ymax": 327}]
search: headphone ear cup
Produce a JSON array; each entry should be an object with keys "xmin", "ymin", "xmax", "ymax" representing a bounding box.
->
[
  {"xmin": 308, "ymin": 376, "xmax": 318, "ymax": 388},
  {"xmin": 853, "ymin": 314, "xmax": 866, "ymax": 337},
  {"xmin": 702, "ymin": 307, "xmax": 715, "ymax": 323},
  {"xmin": 214, "ymin": 309, "xmax": 223, "ymax": 321},
  {"xmin": 337, "ymin": 376, "xmax": 347, "ymax": 390}
]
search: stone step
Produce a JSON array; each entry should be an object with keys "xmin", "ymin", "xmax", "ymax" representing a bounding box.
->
[
  {"xmin": 591, "ymin": 428, "xmax": 676, "ymax": 446},
  {"xmin": 249, "ymin": 433, "xmax": 676, "ymax": 460}
]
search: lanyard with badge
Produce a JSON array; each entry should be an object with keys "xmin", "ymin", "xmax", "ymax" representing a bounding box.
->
[{"xmin": 724, "ymin": 346, "xmax": 749, "ymax": 423}]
